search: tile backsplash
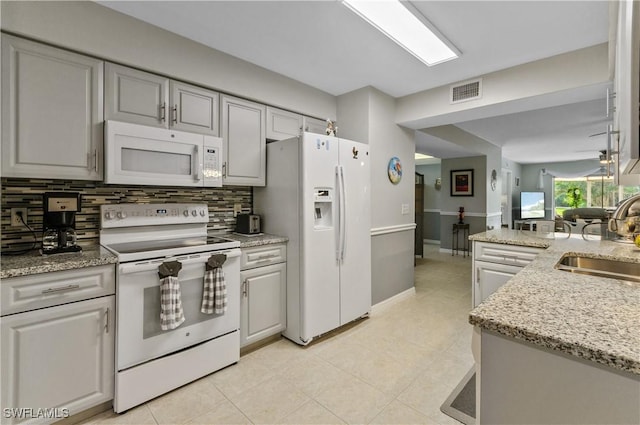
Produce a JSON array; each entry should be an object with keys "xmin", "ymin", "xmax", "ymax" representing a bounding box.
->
[{"xmin": 1, "ymin": 178, "xmax": 252, "ymax": 252}]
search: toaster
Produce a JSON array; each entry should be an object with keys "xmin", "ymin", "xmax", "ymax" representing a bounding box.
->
[{"xmin": 235, "ymin": 214, "xmax": 261, "ymax": 234}]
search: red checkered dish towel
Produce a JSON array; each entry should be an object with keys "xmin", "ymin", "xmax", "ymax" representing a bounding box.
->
[
  {"xmin": 160, "ymin": 276, "xmax": 186, "ymax": 330},
  {"xmin": 202, "ymin": 266, "xmax": 227, "ymax": 314}
]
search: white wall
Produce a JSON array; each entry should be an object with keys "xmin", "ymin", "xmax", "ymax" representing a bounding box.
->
[
  {"xmin": 485, "ymin": 145, "xmax": 503, "ymax": 230},
  {"xmin": 0, "ymin": 1, "xmax": 336, "ymax": 120},
  {"xmin": 502, "ymin": 157, "xmax": 524, "ymax": 227},
  {"xmin": 335, "ymin": 87, "xmax": 370, "ymax": 144},
  {"xmin": 396, "ymin": 43, "xmax": 610, "ymax": 129},
  {"xmin": 337, "ymin": 87, "xmax": 416, "ymax": 305}
]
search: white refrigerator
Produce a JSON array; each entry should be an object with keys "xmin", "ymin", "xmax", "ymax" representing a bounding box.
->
[{"xmin": 254, "ymin": 132, "xmax": 371, "ymax": 345}]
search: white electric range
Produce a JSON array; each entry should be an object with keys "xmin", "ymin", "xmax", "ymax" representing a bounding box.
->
[{"xmin": 100, "ymin": 203, "xmax": 241, "ymax": 413}]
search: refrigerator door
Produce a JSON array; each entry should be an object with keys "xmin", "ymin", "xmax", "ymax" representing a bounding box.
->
[
  {"xmin": 300, "ymin": 133, "xmax": 341, "ymax": 340},
  {"xmin": 338, "ymin": 139, "xmax": 372, "ymax": 325}
]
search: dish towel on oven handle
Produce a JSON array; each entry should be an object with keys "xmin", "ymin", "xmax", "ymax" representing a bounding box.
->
[
  {"xmin": 158, "ymin": 260, "xmax": 186, "ymax": 330},
  {"xmin": 202, "ymin": 254, "xmax": 227, "ymax": 314}
]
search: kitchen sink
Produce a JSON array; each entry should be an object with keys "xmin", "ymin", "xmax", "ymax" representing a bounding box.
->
[{"xmin": 555, "ymin": 254, "xmax": 640, "ymax": 283}]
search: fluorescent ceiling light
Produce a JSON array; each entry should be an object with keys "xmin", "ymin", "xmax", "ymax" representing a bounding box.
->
[
  {"xmin": 343, "ymin": 0, "xmax": 459, "ymax": 66},
  {"xmin": 415, "ymin": 153, "xmax": 434, "ymax": 160}
]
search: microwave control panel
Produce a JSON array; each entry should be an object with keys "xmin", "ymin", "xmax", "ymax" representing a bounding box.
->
[{"xmin": 203, "ymin": 136, "xmax": 223, "ymax": 187}]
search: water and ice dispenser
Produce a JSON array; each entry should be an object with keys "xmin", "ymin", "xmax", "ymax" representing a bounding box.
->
[{"xmin": 313, "ymin": 188, "xmax": 333, "ymax": 229}]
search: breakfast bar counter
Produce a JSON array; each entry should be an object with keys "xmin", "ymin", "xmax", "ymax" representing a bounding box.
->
[
  {"xmin": 469, "ymin": 229, "xmax": 640, "ymax": 375},
  {"xmin": 469, "ymin": 229, "xmax": 640, "ymax": 424}
]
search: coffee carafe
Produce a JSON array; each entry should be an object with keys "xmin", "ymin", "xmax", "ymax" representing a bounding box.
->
[{"xmin": 42, "ymin": 192, "xmax": 82, "ymax": 255}]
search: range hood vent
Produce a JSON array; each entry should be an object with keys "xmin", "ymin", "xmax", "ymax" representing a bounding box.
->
[{"xmin": 450, "ymin": 79, "xmax": 482, "ymax": 104}]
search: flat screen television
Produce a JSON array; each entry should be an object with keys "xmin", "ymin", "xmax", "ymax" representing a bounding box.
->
[{"xmin": 521, "ymin": 191, "xmax": 545, "ymax": 219}]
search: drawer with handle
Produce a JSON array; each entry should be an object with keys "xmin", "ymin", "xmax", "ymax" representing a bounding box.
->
[
  {"xmin": 1, "ymin": 264, "xmax": 115, "ymax": 316},
  {"xmin": 473, "ymin": 241, "xmax": 543, "ymax": 267},
  {"xmin": 240, "ymin": 244, "xmax": 286, "ymax": 270}
]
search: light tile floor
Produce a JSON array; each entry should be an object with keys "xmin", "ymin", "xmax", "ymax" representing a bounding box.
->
[{"xmin": 82, "ymin": 245, "xmax": 474, "ymax": 425}]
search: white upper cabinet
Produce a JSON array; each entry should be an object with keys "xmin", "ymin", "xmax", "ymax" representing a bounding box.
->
[
  {"xmin": 105, "ymin": 63, "xmax": 219, "ymax": 136},
  {"xmin": 302, "ymin": 116, "xmax": 329, "ymax": 135},
  {"xmin": 1, "ymin": 34, "xmax": 103, "ymax": 180},
  {"xmin": 105, "ymin": 63, "xmax": 169, "ymax": 127},
  {"xmin": 170, "ymin": 81, "xmax": 219, "ymax": 136},
  {"xmin": 221, "ymin": 95, "xmax": 266, "ymax": 186},
  {"xmin": 614, "ymin": 0, "xmax": 640, "ymax": 177},
  {"xmin": 266, "ymin": 106, "xmax": 302, "ymax": 141}
]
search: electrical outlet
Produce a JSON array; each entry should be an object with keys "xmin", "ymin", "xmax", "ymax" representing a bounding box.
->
[
  {"xmin": 233, "ymin": 203, "xmax": 242, "ymax": 217},
  {"xmin": 11, "ymin": 208, "xmax": 28, "ymax": 226},
  {"xmin": 401, "ymin": 204, "xmax": 410, "ymax": 215}
]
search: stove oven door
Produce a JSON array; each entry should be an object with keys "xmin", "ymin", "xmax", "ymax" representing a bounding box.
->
[{"xmin": 116, "ymin": 248, "xmax": 240, "ymax": 371}]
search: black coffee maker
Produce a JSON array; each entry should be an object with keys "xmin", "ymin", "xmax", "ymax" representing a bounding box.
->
[{"xmin": 42, "ymin": 192, "xmax": 82, "ymax": 255}]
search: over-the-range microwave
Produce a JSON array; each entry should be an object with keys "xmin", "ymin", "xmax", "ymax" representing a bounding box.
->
[{"xmin": 104, "ymin": 120, "xmax": 223, "ymax": 187}]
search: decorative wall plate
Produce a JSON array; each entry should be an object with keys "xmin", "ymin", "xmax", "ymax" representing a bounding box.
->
[{"xmin": 388, "ymin": 157, "xmax": 402, "ymax": 184}]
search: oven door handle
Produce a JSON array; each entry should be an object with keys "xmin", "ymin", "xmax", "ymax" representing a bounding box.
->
[{"xmin": 119, "ymin": 249, "xmax": 240, "ymax": 274}]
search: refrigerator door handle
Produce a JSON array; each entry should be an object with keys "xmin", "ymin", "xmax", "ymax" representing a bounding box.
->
[
  {"xmin": 336, "ymin": 165, "xmax": 341, "ymax": 261},
  {"xmin": 339, "ymin": 164, "xmax": 347, "ymax": 262}
]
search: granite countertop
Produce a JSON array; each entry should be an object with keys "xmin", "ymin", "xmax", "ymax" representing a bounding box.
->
[
  {"xmin": 1, "ymin": 233, "xmax": 287, "ymax": 279},
  {"xmin": 218, "ymin": 232, "xmax": 288, "ymax": 248},
  {"xmin": 469, "ymin": 229, "xmax": 640, "ymax": 375},
  {"xmin": 1, "ymin": 245, "xmax": 118, "ymax": 279}
]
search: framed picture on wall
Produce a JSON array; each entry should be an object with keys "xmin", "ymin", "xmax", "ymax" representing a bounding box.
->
[{"xmin": 451, "ymin": 169, "xmax": 474, "ymax": 196}]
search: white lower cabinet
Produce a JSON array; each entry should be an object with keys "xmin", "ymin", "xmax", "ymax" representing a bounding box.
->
[
  {"xmin": 472, "ymin": 241, "xmax": 543, "ymax": 307},
  {"xmin": 474, "ymin": 261, "xmax": 523, "ymax": 306},
  {"xmin": 239, "ymin": 244, "xmax": 286, "ymax": 347},
  {"xmin": 1, "ymin": 265, "xmax": 116, "ymax": 425},
  {"xmin": 1, "ymin": 296, "xmax": 115, "ymax": 425}
]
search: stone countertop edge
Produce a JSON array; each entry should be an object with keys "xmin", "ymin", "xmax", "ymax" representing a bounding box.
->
[
  {"xmin": 469, "ymin": 229, "xmax": 640, "ymax": 376},
  {"xmin": 1, "ymin": 245, "xmax": 118, "ymax": 279},
  {"xmin": 218, "ymin": 233, "xmax": 288, "ymax": 248}
]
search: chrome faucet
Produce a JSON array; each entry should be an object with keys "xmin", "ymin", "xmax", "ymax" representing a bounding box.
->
[
  {"xmin": 608, "ymin": 193, "xmax": 640, "ymax": 240},
  {"xmin": 611, "ymin": 193, "xmax": 640, "ymax": 221}
]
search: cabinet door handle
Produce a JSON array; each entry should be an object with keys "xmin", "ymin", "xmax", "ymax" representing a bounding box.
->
[
  {"xmin": 476, "ymin": 268, "xmax": 480, "ymax": 283},
  {"xmin": 172, "ymin": 105, "xmax": 178, "ymax": 124},
  {"xmin": 105, "ymin": 307, "xmax": 110, "ymax": 334},
  {"xmin": 222, "ymin": 162, "xmax": 227, "ymax": 178},
  {"xmin": 160, "ymin": 102, "xmax": 166, "ymax": 122},
  {"xmin": 242, "ymin": 279, "xmax": 248, "ymax": 297},
  {"xmin": 41, "ymin": 284, "xmax": 80, "ymax": 294},
  {"xmin": 94, "ymin": 149, "xmax": 99, "ymax": 173}
]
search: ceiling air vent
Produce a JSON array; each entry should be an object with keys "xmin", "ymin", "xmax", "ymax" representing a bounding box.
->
[{"xmin": 450, "ymin": 78, "xmax": 482, "ymax": 104}]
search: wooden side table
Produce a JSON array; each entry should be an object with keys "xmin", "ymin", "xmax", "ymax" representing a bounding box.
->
[{"xmin": 452, "ymin": 223, "xmax": 470, "ymax": 257}]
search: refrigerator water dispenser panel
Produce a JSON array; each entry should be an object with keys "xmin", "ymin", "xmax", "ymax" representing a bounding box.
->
[{"xmin": 313, "ymin": 188, "xmax": 333, "ymax": 229}]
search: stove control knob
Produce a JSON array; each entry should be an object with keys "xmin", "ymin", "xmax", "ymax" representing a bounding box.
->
[
  {"xmin": 116, "ymin": 211, "xmax": 127, "ymax": 219},
  {"xmin": 191, "ymin": 210, "xmax": 198, "ymax": 217},
  {"xmin": 200, "ymin": 210, "xmax": 206, "ymax": 217},
  {"xmin": 104, "ymin": 211, "xmax": 113, "ymax": 220},
  {"xmin": 183, "ymin": 210, "xmax": 189, "ymax": 217}
]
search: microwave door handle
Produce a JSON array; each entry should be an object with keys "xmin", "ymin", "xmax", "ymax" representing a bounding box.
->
[{"xmin": 194, "ymin": 145, "xmax": 202, "ymax": 182}]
